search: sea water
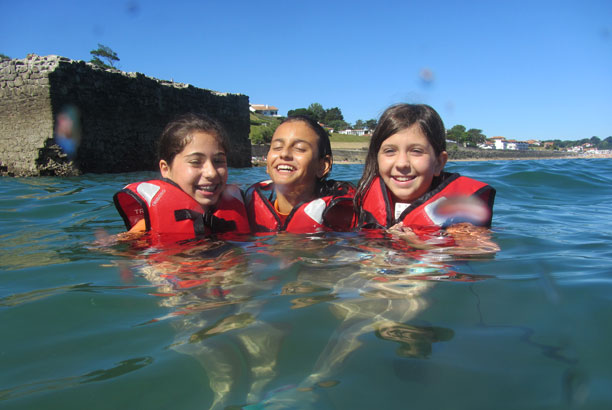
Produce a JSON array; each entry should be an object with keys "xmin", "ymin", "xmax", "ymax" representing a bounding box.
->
[{"xmin": 1, "ymin": 159, "xmax": 611, "ymax": 409}]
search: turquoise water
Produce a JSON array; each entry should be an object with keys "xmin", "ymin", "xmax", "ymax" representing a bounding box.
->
[{"xmin": 1, "ymin": 159, "xmax": 611, "ymax": 409}]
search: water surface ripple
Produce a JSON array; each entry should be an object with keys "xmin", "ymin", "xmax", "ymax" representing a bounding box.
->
[{"xmin": 1, "ymin": 158, "xmax": 611, "ymax": 409}]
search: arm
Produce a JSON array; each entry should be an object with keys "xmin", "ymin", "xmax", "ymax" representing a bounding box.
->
[{"xmin": 388, "ymin": 222, "xmax": 499, "ymax": 256}]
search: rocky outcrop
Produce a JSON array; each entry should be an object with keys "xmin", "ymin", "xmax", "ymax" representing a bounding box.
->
[
  {"xmin": 251, "ymin": 143, "xmax": 572, "ymax": 166},
  {"xmin": 447, "ymin": 146, "xmax": 570, "ymax": 161},
  {"xmin": 0, "ymin": 54, "xmax": 251, "ymax": 176}
]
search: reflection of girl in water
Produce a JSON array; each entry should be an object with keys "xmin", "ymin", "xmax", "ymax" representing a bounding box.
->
[
  {"xmin": 118, "ymin": 227, "xmax": 491, "ymax": 408},
  {"xmin": 248, "ymin": 233, "xmax": 480, "ymax": 408},
  {"xmin": 136, "ymin": 240, "xmax": 286, "ymax": 409}
]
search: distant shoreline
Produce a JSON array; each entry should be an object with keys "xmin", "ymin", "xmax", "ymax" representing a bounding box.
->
[
  {"xmin": 252, "ymin": 143, "xmax": 611, "ymax": 166},
  {"xmin": 448, "ymin": 154, "xmax": 612, "ymax": 162},
  {"xmin": 332, "ymin": 153, "xmax": 612, "ymax": 164}
]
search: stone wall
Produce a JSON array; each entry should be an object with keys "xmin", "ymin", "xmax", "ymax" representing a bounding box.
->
[
  {"xmin": 448, "ymin": 146, "xmax": 571, "ymax": 161},
  {"xmin": 0, "ymin": 54, "xmax": 251, "ymax": 176}
]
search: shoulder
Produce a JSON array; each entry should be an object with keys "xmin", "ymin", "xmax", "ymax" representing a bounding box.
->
[
  {"xmin": 247, "ymin": 180, "xmax": 273, "ymax": 193},
  {"xmin": 221, "ymin": 184, "xmax": 245, "ymax": 202},
  {"xmin": 318, "ymin": 179, "xmax": 356, "ymax": 198}
]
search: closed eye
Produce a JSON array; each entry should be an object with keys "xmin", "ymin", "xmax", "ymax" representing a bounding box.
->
[{"xmin": 213, "ymin": 155, "xmax": 227, "ymax": 165}]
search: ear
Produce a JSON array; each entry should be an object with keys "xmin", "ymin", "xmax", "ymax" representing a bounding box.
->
[
  {"xmin": 265, "ymin": 161, "xmax": 271, "ymax": 176},
  {"xmin": 434, "ymin": 151, "xmax": 448, "ymax": 176},
  {"xmin": 317, "ymin": 155, "xmax": 332, "ymax": 178},
  {"xmin": 159, "ymin": 159, "xmax": 171, "ymax": 178}
]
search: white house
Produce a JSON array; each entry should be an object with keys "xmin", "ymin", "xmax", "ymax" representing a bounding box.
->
[
  {"xmin": 489, "ymin": 136, "xmax": 528, "ymax": 150},
  {"xmin": 250, "ymin": 104, "xmax": 280, "ymax": 117},
  {"xmin": 338, "ymin": 128, "xmax": 370, "ymax": 136},
  {"xmin": 505, "ymin": 140, "xmax": 528, "ymax": 151},
  {"xmin": 490, "ymin": 136, "xmax": 507, "ymax": 150}
]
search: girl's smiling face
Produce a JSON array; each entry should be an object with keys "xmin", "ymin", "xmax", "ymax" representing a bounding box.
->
[
  {"xmin": 377, "ymin": 124, "xmax": 447, "ymax": 203},
  {"xmin": 160, "ymin": 131, "xmax": 228, "ymax": 211},
  {"xmin": 266, "ymin": 121, "xmax": 330, "ymax": 203}
]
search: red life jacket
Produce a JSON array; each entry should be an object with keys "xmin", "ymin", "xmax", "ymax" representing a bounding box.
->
[
  {"xmin": 245, "ymin": 180, "xmax": 356, "ymax": 233},
  {"xmin": 359, "ymin": 173, "xmax": 496, "ymax": 229},
  {"xmin": 113, "ymin": 179, "xmax": 250, "ymax": 241}
]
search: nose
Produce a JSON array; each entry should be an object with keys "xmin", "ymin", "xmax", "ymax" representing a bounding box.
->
[
  {"xmin": 280, "ymin": 145, "xmax": 292, "ymax": 159},
  {"xmin": 395, "ymin": 151, "xmax": 410, "ymax": 171},
  {"xmin": 202, "ymin": 159, "xmax": 218, "ymax": 180}
]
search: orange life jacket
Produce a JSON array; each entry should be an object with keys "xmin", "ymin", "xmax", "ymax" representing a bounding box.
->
[
  {"xmin": 245, "ymin": 180, "xmax": 356, "ymax": 233},
  {"xmin": 114, "ymin": 179, "xmax": 250, "ymax": 241},
  {"xmin": 359, "ymin": 173, "xmax": 496, "ymax": 229}
]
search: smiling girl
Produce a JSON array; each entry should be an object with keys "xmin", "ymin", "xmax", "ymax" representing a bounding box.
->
[
  {"xmin": 354, "ymin": 104, "xmax": 496, "ymax": 231},
  {"xmin": 246, "ymin": 115, "xmax": 355, "ymax": 233},
  {"xmin": 114, "ymin": 113, "xmax": 250, "ymax": 241}
]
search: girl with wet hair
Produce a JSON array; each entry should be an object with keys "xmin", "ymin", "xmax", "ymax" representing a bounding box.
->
[
  {"xmin": 114, "ymin": 112, "xmax": 250, "ymax": 242},
  {"xmin": 245, "ymin": 115, "xmax": 355, "ymax": 233},
  {"xmin": 355, "ymin": 103, "xmax": 496, "ymax": 232}
]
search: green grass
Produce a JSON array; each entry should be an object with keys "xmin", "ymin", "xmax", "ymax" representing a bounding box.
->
[
  {"xmin": 249, "ymin": 113, "xmax": 372, "ymax": 144},
  {"xmin": 250, "ymin": 112, "xmax": 282, "ymax": 127},
  {"xmin": 329, "ymin": 133, "xmax": 371, "ymax": 143},
  {"xmin": 249, "ymin": 113, "xmax": 282, "ymax": 144}
]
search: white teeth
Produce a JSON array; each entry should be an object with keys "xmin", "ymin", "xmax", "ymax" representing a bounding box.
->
[
  {"xmin": 394, "ymin": 176, "xmax": 413, "ymax": 182},
  {"xmin": 198, "ymin": 185, "xmax": 217, "ymax": 192},
  {"xmin": 277, "ymin": 165, "xmax": 294, "ymax": 171}
]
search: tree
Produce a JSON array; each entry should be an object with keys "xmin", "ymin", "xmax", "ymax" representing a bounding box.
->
[
  {"xmin": 466, "ymin": 128, "xmax": 486, "ymax": 146},
  {"xmin": 447, "ymin": 125, "xmax": 468, "ymax": 145},
  {"xmin": 89, "ymin": 44, "xmax": 119, "ymax": 69},
  {"xmin": 326, "ymin": 119, "xmax": 349, "ymax": 131},
  {"xmin": 308, "ymin": 103, "xmax": 325, "ymax": 122},
  {"xmin": 323, "ymin": 107, "xmax": 344, "ymax": 125},
  {"xmin": 354, "ymin": 119, "xmax": 365, "ymax": 129},
  {"xmin": 599, "ymin": 136, "xmax": 612, "ymax": 149},
  {"xmin": 365, "ymin": 119, "xmax": 377, "ymax": 131},
  {"xmin": 287, "ymin": 108, "xmax": 313, "ymax": 117},
  {"xmin": 0, "ymin": 53, "xmax": 10, "ymax": 62}
]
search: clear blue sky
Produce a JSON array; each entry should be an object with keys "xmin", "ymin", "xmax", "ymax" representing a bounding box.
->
[{"xmin": 2, "ymin": 0, "xmax": 610, "ymax": 141}]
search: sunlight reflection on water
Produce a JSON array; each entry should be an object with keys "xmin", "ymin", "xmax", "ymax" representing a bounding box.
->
[{"xmin": 1, "ymin": 159, "xmax": 611, "ymax": 409}]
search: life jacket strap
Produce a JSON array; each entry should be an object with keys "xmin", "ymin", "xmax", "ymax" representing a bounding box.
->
[
  {"xmin": 174, "ymin": 209, "xmax": 206, "ymax": 236},
  {"xmin": 174, "ymin": 209, "xmax": 237, "ymax": 236}
]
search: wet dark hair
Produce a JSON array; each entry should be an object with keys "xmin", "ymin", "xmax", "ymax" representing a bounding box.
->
[
  {"xmin": 278, "ymin": 115, "xmax": 333, "ymax": 186},
  {"xmin": 354, "ymin": 104, "xmax": 447, "ymax": 208},
  {"xmin": 158, "ymin": 112, "xmax": 229, "ymax": 165}
]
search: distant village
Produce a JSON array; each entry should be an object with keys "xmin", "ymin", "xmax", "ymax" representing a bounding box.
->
[
  {"xmin": 250, "ymin": 104, "xmax": 611, "ymax": 156},
  {"xmin": 475, "ymin": 137, "xmax": 611, "ymax": 156}
]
